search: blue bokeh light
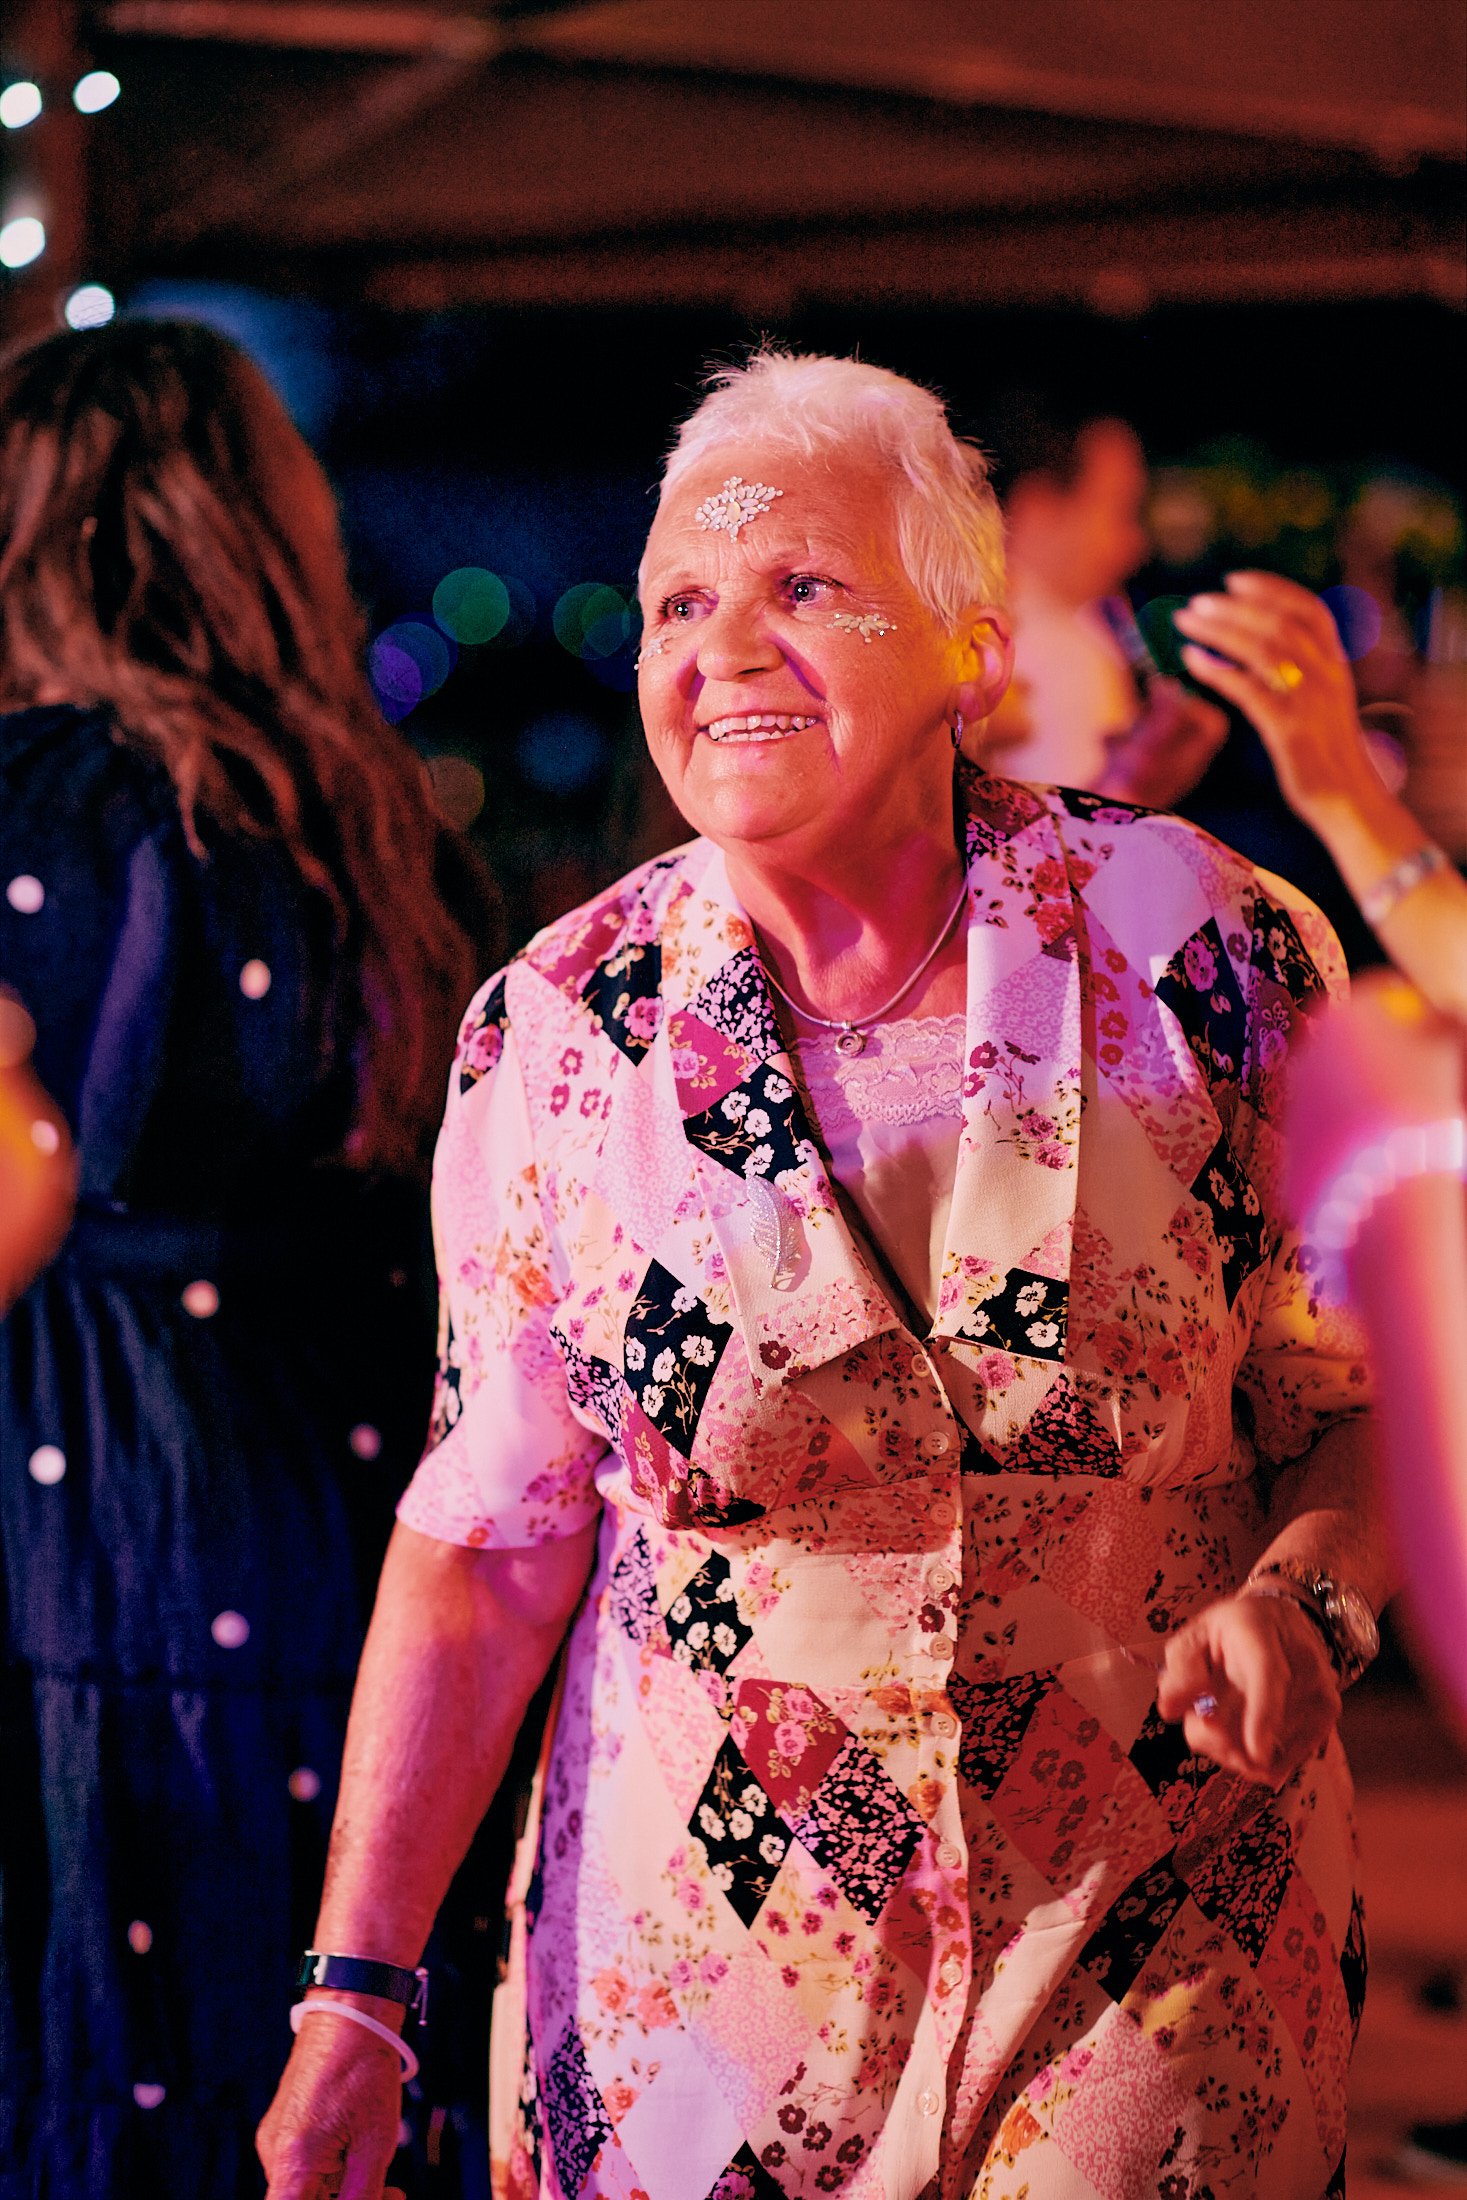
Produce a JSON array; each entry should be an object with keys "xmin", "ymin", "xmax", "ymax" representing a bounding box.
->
[
  {"xmin": 369, "ymin": 620, "xmax": 453, "ymax": 720},
  {"xmin": 1320, "ymin": 585, "xmax": 1384, "ymax": 662}
]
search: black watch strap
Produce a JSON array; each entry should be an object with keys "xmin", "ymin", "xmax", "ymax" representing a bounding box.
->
[{"xmin": 297, "ymin": 1951, "xmax": 429, "ymax": 2023}]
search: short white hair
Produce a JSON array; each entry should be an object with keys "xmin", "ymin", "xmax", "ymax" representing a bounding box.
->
[{"xmin": 645, "ymin": 349, "xmax": 1005, "ymax": 626}]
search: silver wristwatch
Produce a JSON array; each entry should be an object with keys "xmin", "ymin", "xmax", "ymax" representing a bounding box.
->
[{"xmin": 1244, "ymin": 1560, "xmax": 1380, "ymax": 1686}]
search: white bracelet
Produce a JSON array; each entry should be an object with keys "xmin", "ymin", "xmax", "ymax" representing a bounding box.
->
[
  {"xmin": 1305, "ymin": 1114, "xmax": 1467, "ymax": 1300},
  {"xmin": 290, "ymin": 1997, "xmax": 420, "ymax": 2083},
  {"xmin": 1358, "ymin": 841, "xmax": 1449, "ymax": 929}
]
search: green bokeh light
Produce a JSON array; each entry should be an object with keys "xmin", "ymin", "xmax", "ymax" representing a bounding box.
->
[
  {"xmin": 433, "ymin": 566, "xmax": 512, "ymax": 645},
  {"xmin": 554, "ymin": 583, "xmax": 632, "ymax": 660}
]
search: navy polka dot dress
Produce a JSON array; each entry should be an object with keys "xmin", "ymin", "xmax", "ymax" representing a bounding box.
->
[{"xmin": 0, "ymin": 706, "xmax": 493, "ymax": 2199}]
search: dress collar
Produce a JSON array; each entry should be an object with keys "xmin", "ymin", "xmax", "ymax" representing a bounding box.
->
[{"xmin": 660, "ymin": 769, "xmax": 1083, "ymax": 1394}]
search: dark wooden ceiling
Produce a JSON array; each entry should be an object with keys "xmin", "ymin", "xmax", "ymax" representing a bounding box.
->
[{"xmin": 8, "ymin": 0, "xmax": 1465, "ymax": 316}]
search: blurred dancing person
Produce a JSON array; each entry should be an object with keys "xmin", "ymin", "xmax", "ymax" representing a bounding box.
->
[
  {"xmin": 978, "ymin": 398, "xmax": 1227, "ymax": 806},
  {"xmin": 0, "ymin": 320, "xmax": 490, "ymax": 2199}
]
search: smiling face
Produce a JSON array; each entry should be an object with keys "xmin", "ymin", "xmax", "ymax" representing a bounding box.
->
[{"xmin": 637, "ymin": 442, "xmax": 1008, "ymax": 875}]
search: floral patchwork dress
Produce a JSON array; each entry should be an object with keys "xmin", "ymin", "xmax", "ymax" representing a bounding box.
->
[{"xmin": 399, "ymin": 766, "xmax": 1371, "ymax": 2200}]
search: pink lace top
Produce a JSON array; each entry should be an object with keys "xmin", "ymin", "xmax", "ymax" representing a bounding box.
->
[{"xmin": 793, "ymin": 1012, "xmax": 966, "ymax": 1325}]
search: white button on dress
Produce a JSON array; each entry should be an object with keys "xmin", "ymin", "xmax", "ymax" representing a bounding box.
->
[
  {"xmin": 181, "ymin": 1280, "xmax": 219, "ymax": 1319},
  {"xmin": 27, "ymin": 1445, "xmax": 66, "ymax": 1485},
  {"xmin": 238, "ymin": 959, "xmax": 272, "ymax": 1000},
  {"xmin": 210, "ymin": 1610, "xmax": 250, "ymax": 1649}
]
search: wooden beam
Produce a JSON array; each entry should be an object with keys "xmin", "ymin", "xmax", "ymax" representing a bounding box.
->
[
  {"xmin": 147, "ymin": 49, "xmax": 489, "ymax": 247},
  {"xmin": 348, "ymin": 201, "xmax": 1467, "ymax": 314},
  {"xmin": 95, "ymin": 3, "xmax": 498, "ymax": 55}
]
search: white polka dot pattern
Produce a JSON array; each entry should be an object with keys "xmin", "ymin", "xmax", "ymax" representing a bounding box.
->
[
  {"xmin": 28, "ymin": 1445, "xmax": 66, "ymax": 1485},
  {"xmin": 239, "ymin": 959, "xmax": 272, "ymax": 1000},
  {"xmin": 181, "ymin": 1280, "xmax": 219, "ymax": 1319},
  {"xmin": 5, "ymin": 874, "xmax": 44, "ymax": 914},
  {"xmin": 210, "ymin": 1610, "xmax": 250, "ymax": 1650}
]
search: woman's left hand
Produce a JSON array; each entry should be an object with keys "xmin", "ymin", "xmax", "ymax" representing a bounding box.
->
[{"xmin": 1155, "ymin": 1591, "xmax": 1341, "ymax": 1785}]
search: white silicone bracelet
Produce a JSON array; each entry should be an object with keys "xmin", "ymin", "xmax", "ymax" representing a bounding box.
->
[
  {"xmin": 1304, "ymin": 1114, "xmax": 1466, "ymax": 1300},
  {"xmin": 291, "ymin": 1996, "xmax": 420, "ymax": 2083}
]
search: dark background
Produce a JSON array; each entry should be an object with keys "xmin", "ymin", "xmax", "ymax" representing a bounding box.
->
[{"xmin": 4, "ymin": 1, "xmax": 1464, "ymax": 947}]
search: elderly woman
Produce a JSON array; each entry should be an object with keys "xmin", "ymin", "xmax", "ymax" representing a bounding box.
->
[{"xmin": 262, "ymin": 355, "xmax": 1387, "ymax": 2200}]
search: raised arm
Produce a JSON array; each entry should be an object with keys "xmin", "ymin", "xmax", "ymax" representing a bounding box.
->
[
  {"xmin": 1175, "ymin": 570, "xmax": 1467, "ymax": 1021},
  {"xmin": 258, "ymin": 1517, "xmax": 598, "ymax": 2200}
]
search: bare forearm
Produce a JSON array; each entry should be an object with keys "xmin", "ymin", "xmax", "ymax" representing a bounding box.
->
[
  {"xmin": 312, "ymin": 1518, "xmax": 598, "ymax": 1971},
  {"xmin": 1301, "ymin": 781, "xmax": 1467, "ymax": 1021},
  {"xmin": 1255, "ymin": 1413, "xmax": 1397, "ymax": 1617}
]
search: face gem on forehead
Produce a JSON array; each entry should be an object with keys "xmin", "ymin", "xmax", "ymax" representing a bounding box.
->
[
  {"xmin": 693, "ymin": 475, "xmax": 784, "ymax": 539},
  {"xmin": 830, "ymin": 611, "xmax": 897, "ymax": 642}
]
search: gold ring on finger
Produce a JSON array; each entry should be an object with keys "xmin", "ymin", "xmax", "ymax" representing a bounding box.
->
[{"xmin": 1264, "ymin": 658, "xmax": 1305, "ymax": 695}]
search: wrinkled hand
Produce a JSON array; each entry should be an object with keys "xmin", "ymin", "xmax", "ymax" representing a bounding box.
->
[
  {"xmin": 1097, "ymin": 675, "xmax": 1229, "ymax": 808},
  {"xmin": 1156, "ymin": 1592, "xmax": 1340, "ymax": 1785},
  {"xmin": 1172, "ymin": 571, "xmax": 1376, "ymax": 830},
  {"xmin": 1282, "ymin": 971, "xmax": 1467, "ymax": 1228},
  {"xmin": 258, "ymin": 2013, "xmax": 405, "ymax": 2200}
]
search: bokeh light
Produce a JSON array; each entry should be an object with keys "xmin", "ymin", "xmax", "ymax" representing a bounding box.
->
[
  {"xmin": 425, "ymin": 754, "xmax": 487, "ymax": 829},
  {"xmin": 368, "ymin": 620, "xmax": 453, "ymax": 722},
  {"xmin": 553, "ymin": 583, "xmax": 633, "ymax": 661},
  {"xmin": 0, "ymin": 217, "xmax": 46, "ymax": 271},
  {"xmin": 515, "ymin": 712, "xmax": 609, "ymax": 795},
  {"xmin": 433, "ymin": 566, "xmax": 511, "ymax": 644},
  {"xmin": 0, "ymin": 82, "xmax": 43, "ymax": 130},
  {"xmin": 1321, "ymin": 584, "xmax": 1384, "ymax": 662},
  {"xmin": 64, "ymin": 282, "xmax": 116, "ymax": 330},
  {"xmin": 73, "ymin": 70, "xmax": 121, "ymax": 114}
]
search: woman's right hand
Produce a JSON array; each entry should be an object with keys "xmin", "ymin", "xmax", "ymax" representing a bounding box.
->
[
  {"xmin": 1171, "ymin": 570, "xmax": 1377, "ymax": 832},
  {"xmin": 258, "ymin": 2012, "xmax": 405, "ymax": 2200}
]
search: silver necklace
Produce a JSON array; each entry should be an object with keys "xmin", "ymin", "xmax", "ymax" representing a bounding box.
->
[{"xmin": 759, "ymin": 879, "xmax": 969, "ymax": 1058}]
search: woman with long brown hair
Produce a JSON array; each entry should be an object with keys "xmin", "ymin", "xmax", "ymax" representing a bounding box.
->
[{"xmin": 0, "ymin": 319, "xmax": 493, "ymax": 2197}]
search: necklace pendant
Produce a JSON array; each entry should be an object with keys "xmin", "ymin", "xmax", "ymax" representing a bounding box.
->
[{"xmin": 834, "ymin": 1026, "xmax": 866, "ymax": 1058}]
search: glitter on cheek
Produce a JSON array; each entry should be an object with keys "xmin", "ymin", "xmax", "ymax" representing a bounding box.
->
[
  {"xmin": 634, "ymin": 633, "xmax": 672, "ymax": 669},
  {"xmin": 830, "ymin": 612, "xmax": 896, "ymax": 642}
]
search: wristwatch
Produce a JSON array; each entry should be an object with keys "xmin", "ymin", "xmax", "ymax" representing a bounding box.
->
[{"xmin": 1244, "ymin": 1560, "xmax": 1380, "ymax": 1686}]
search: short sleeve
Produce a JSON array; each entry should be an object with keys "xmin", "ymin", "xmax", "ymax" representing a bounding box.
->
[
  {"xmin": 1232, "ymin": 884, "xmax": 1373, "ymax": 1469},
  {"xmin": 397, "ymin": 976, "xmax": 610, "ymax": 1549}
]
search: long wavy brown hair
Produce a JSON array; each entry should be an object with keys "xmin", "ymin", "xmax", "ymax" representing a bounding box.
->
[{"xmin": 0, "ymin": 317, "xmax": 488, "ymax": 1175}]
